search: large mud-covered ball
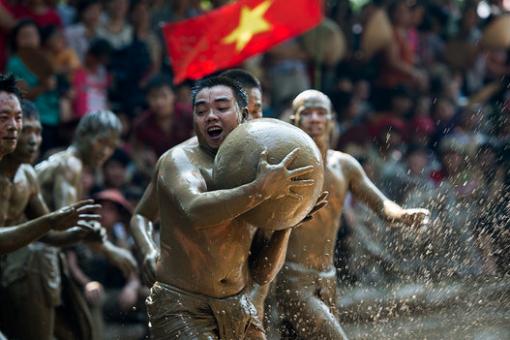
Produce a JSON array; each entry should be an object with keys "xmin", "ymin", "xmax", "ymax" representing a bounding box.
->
[{"xmin": 213, "ymin": 118, "xmax": 324, "ymax": 230}]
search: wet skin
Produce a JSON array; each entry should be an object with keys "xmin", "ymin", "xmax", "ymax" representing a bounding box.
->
[
  {"xmin": 247, "ymin": 87, "xmax": 263, "ymax": 120},
  {"xmin": 0, "ymin": 117, "xmax": 102, "ymax": 339},
  {"xmin": 0, "ymin": 92, "xmax": 22, "ymax": 160},
  {"xmin": 0, "ymin": 117, "xmax": 101, "ymax": 246},
  {"xmin": 130, "ymin": 85, "xmax": 315, "ymax": 298},
  {"xmin": 36, "ymin": 130, "xmax": 137, "ymax": 276},
  {"xmin": 277, "ymin": 90, "xmax": 430, "ymax": 339}
]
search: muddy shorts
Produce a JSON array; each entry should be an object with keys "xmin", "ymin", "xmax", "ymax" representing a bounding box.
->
[{"xmin": 146, "ymin": 282, "xmax": 265, "ymax": 339}]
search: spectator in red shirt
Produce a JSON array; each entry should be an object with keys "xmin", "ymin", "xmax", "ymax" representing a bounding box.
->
[
  {"xmin": 12, "ymin": 0, "xmax": 62, "ymax": 28},
  {"xmin": 132, "ymin": 75, "xmax": 193, "ymax": 158}
]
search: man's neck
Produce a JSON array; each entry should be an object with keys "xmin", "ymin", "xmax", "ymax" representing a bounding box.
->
[
  {"xmin": 313, "ymin": 134, "xmax": 329, "ymax": 161},
  {"xmin": 198, "ymin": 143, "xmax": 217, "ymax": 159}
]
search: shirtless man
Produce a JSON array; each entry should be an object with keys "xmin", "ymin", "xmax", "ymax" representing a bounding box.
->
[
  {"xmin": 36, "ymin": 110, "xmax": 137, "ymax": 338},
  {"xmin": 0, "ymin": 75, "xmax": 97, "ymax": 254},
  {"xmin": 276, "ymin": 90, "xmax": 430, "ymax": 339},
  {"xmin": 130, "ymin": 76, "xmax": 317, "ymax": 339},
  {"xmin": 0, "ymin": 100, "xmax": 105, "ymax": 340}
]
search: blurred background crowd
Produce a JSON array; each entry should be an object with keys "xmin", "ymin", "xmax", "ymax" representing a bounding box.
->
[{"xmin": 0, "ymin": 0, "xmax": 509, "ymax": 338}]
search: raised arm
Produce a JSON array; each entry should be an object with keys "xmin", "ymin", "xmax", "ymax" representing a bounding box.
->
[
  {"xmin": 0, "ymin": 199, "xmax": 100, "ymax": 254},
  {"xmin": 343, "ymin": 154, "xmax": 429, "ymax": 226},
  {"xmin": 161, "ymin": 148, "xmax": 315, "ymax": 230}
]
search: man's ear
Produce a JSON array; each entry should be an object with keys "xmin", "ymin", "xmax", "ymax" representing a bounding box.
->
[{"xmin": 289, "ymin": 114, "xmax": 298, "ymax": 125}]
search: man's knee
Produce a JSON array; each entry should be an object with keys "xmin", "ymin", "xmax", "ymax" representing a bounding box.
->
[{"xmin": 279, "ymin": 296, "xmax": 347, "ymax": 340}]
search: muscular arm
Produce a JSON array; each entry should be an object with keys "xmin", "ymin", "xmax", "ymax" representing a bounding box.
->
[
  {"xmin": 343, "ymin": 154, "xmax": 408, "ymax": 222},
  {"xmin": 159, "ymin": 150, "xmax": 268, "ymax": 230},
  {"xmin": 249, "ymin": 228, "xmax": 292, "ymax": 285},
  {"xmin": 0, "ymin": 217, "xmax": 53, "ymax": 254}
]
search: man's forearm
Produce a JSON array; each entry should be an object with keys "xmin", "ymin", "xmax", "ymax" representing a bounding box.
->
[
  {"xmin": 184, "ymin": 181, "xmax": 267, "ymax": 230},
  {"xmin": 382, "ymin": 200, "xmax": 406, "ymax": 222},
  {"xmin": 0, "ymin": 216, "xmax": 53, "ymax": 254},
  {"xmin": 130, "ymin": 214, "xmax": 159, "ymax": 257},
  {"xmin": 41, "ymin": 228, "xmax": 85, "ymax": 247},
  {"xmin": 249, "ymin": 228, "xmax": 292, "ymax": 285}
]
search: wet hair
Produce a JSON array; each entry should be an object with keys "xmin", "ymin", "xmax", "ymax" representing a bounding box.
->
[
  {"xmin": 9, "ymin": 19, "xmax": 39, "ymax": 53},
  {"xmin": 144, "ymin": 74, "xmax": 174, "ymax": 96},
  {"xmin": 220, "ymin": 69, "xmax": 261, "ymax": 90},
  {"xmin": 191, "ymin": 76, "xmax": 248, "ymax": 118},
  {"xmin": 20, "ymin": 99, "xmax": 39, "ymax": 121},
  {"xmin": 0, "ymin": 74, "xmax": 22, "ymax": 100},
  {"xmin": 74, "ymin": 110, "xmax": 122, "ymax": 142},
  {"xmin": 87, "ymin": 38, "xmax": 112, "ymax": 59}
]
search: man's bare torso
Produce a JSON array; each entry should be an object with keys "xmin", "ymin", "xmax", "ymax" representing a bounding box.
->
[
  {"xmin": 0, "ymin": 164, "xmax": 37, "ymax": 226},
  {"xmin": 286, "ymin": 150, "xmax": 349, "ymax": 271},
  {"xmin": 155, "ymin": 138, "xmax": 257, "ymax": 298},
  {"xmin": 36, "ymin": 150, "xmax": 83, "ymax": 210}
]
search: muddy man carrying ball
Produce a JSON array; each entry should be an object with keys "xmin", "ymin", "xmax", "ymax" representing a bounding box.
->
[{"xmin": 130, "ymin": 76, "xmax": 327, "ymax": 339}]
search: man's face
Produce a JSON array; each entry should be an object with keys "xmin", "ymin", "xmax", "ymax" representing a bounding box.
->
[
  {"xmin": 299, "ymin": 106, "xmax": 330, "ymax": 139},
  {"xmin": 247, "ymin": 87, "xmax": 262, "ymax": 120},
  {"xmin": 193, "ymin": 85, "xmax": 242, "ymax": 152},
  {"xmin": 148, "ymin": 86, "xmax": 175, "ymax": 118},
  {"xmin": 86, "ymin": 133, "xmax": 120, "ymax": 168},
  {"xmin": 13, "ymin": 117, "xmax": 42, "ymax": 164},
  {"xmin": 0, "ymin": 92, "xmax": 22, "ymax": 158}
]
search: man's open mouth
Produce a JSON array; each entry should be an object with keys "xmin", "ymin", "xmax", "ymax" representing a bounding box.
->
[{"xmin": 207, "ymin": 126, "xmax": 223, "ymax": 138}]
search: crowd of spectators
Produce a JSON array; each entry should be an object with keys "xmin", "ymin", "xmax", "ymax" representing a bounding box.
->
[{"xmin": 0, "ymin": 0, "xmax": 509, "ymax": 337}]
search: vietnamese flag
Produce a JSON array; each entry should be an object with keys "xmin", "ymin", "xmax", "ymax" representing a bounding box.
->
[{"xmin": 162, "ymin": 0, "xmax": 323, "ymax": 83}]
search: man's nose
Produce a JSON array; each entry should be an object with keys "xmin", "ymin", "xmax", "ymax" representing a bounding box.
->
[
  {"xmin": 205, "ymin": 109, "xmax": 219, "ymax": 121},
  {"xmin": 6, "ymin": 117, "xmax": 18, "ymax": 130},
  {"xmin": 28, "ymin": 134, "xmax": 37, "ymax": 145},
  {"xmin": 309, "ymin": 112, "xmax": 321, "ymax": 122}
]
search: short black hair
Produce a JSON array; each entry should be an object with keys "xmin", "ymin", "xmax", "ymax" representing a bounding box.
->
[
  {"xmin": 144, "ymin": 74, "xmax": 174, "ymax": 96},
  {"xmin": 9, "ymin": 19, "xmax": 38, "ymax": 53},
  {"xmin": 0, "ymin": 74, "xmax": 22, "ymax": 100},
  {"xmin": 21, "ymin": 99, "xmax": 39, "ymax": 121},
  {"xmin": 192, "ymin": 76, "xmax": 248, "ymax": 114},
  {"xmin": 74, "ymin": 110, "xmax": 122, "ymax": 142},
  {"xmin": 220, "ymin": 68, "xmax": 261, "ymax": 90}
]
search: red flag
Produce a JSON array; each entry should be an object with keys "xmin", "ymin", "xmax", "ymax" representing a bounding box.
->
[{"xmin": 163, "ymin": 0, "xmax": 323, "ymax": 83}]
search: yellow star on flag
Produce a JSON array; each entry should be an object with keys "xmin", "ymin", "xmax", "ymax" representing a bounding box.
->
[{"xmin": 222, "ymin": 0, "xmax": 273, "ymax": 52}]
